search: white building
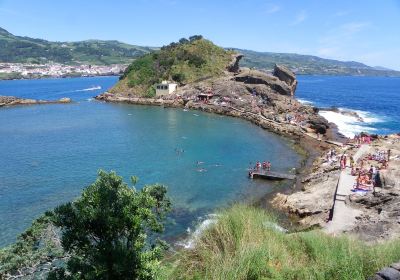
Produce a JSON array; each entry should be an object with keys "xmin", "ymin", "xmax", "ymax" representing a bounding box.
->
[{"xmin": 155, "ymin": 81, "xmax": 178, "ymax": 96}]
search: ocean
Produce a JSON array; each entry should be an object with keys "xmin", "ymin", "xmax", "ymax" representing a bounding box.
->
[
  {"xmin": 0, "ymin": 76, "xmax": 301, "ymax": 247},
  {"xmin": 296, "ymin": 75, "xmax": 400, "ymax": 138}
]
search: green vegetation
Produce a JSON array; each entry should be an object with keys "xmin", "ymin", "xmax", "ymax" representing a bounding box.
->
[
  {"xmin": 111, "ymin": 36, "xmax": 234, "ymax": 96},
  {"xmin": 164, "ymin": 205, "xmax": 400, "ymax": 280},
  {"xmin": 0, "ymin": 27, "xmax": 155, "ymax": 65},
  {"xmin": 48, "ymin": 170, "xmax": 171, "ymax": 279},
  {"xmin": 233, "ymin": 48, "xmax": 400, "ymax": 76},
  {"xmin": 0, "ymin": 213, "xmax": 63, "ymax": 277},
  {"xmin": 2, "ymin": 174, "xmax": 400, "ymax": 279}
]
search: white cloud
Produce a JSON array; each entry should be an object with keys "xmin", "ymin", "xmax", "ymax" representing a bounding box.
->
[
  {"xmin": 291, "ymin": 10, "xmax": 307, "ymax": 25},
  {"xmin": 265, "ymin": 4, "xmax": 280, "ymax": 14},
  {"xmin": 340, "ymin": 22, "xmax": 371, "ymax": 35}
]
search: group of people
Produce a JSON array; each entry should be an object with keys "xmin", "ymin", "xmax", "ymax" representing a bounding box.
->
[
  {"xmin": 340, "ymin": 154, "xmax": 354, "ymax": 170},
  {"xmin": 353, "ymin": 134, "xmax": 372, "ymax": 146},
  {"xmin": 254, "ymin": 161, "xmax": 271, "ymax": 171},
  {"xmin": 351, "ymin": 148, "xmax": 390, "ymax": 191},
  {"xmin": 354, "ymin": 165, "xmax": 382, "ymax": 190},
  {"xmin": 325, "ymin": 149, "xmax": 337, "ymax": 163}
]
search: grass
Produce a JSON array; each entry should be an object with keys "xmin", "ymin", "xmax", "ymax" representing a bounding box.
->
[
  {"xmin": 111, "ymin": 38, "xmax": 234, "ymax": 96},
  {"xmin": 163, "ymin": 204, "xmax": 400, "ymax": 280}
]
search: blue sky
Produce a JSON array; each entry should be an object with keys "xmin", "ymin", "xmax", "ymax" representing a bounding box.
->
[{"xmin": 1, "ymin": 0, "xmax": 400, "ymax": 70}]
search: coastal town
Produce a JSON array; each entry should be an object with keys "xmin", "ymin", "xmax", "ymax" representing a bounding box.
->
[{"xmin": 0, "ymin": 63, "xmax": 127, "ymax": 79}]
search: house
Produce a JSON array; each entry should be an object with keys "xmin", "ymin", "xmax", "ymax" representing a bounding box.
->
[{"xmin": 155, "ymin": 81, "xmax": 178, "ymax": 96}]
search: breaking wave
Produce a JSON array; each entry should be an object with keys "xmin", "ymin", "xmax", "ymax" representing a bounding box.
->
[
  {"xmin": 319, "ymin": 108, "xmax": 384, "ymax": 138},
  {"xmin": 297, "ymin": 98, "xmax": 314, "ymax": 105},
  {"xmin": 175, "ymin": 214, "xmax": 219, "ymax": 249}
]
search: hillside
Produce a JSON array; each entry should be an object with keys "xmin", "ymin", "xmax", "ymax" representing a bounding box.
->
[
  {"xmin": 1, "ymin": 26, "xmax": 399, "ymax": 76},
  {"xmin": 0, "ymin": 27, "xmax": 155, "ymax": 65},
  {"xmin": 111, "ymin": 36, "xmax": 235, "ymax": 97},
  {"xmin": 233, "ymin": 48, "xmax": 400, "ymax": 77}
]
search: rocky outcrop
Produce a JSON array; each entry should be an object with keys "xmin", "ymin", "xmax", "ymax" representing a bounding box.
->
[
  {"xmin": 273, "ymin": 64, "xmax": 297, "ymax": 96},
  {"xmin": 0, "ymin": 96, "xmax": 71, "ymax": 107},
  {"xmin": 272, "ymin": 169, "xmax": 340, "ymax": 226},
  {"xmin": 227, "ymin": 54, "xmax": 243, "ymax": 73},
  {"xmin": 234, "ymin": 69, "xmax": 294, "ymax": 96},
  {"xmin": 369, "ymin": 262, "xmax": 400, "ymax": 280},
  {"xmin": 307, "ymin": 115, "xmax": 330, "ymax": 134}
]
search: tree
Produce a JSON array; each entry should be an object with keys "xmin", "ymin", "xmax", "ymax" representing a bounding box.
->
[
  {"xmin": 189, "ymin": 35, "xmax": 203, "ymax": 42},
  {"xmin": 49, "ymin": 170, "xmax": 171, "ymax": 280},
  {"xmin": 178, "ymin": 38, "xmax": 189, "ymax": 45}
]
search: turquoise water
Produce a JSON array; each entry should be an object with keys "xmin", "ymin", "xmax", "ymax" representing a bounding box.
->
[{"xmin": 0, "ymin": 77, "xmax": 302, "ymax": 247}]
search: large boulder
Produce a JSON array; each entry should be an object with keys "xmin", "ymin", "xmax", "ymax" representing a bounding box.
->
[
  {"xmin": 308, "ymin": 115, "xmax": 330, "ymax": 134},
  {"xmin": 273, "ymin": 64, "xmax": 298, "ymax": 96},
  {"xmin": 227, "ymin": 54, "xmax": 243, "ymax": 73},
  {"xmin": 234, "ymin": 69, "xmax": 293, "ymax": 96}
]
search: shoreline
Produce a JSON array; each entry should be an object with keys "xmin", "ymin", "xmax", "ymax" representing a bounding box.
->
[{"xmin": 94, "ymin": 93, "xmax": 341, "ymax": 229}]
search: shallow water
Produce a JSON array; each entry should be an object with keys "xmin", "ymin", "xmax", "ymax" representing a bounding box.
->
[{"xmin": 0, "ymin": 76, "xmax": 302, "ymax": 247}]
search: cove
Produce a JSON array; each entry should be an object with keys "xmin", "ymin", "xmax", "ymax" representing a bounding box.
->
[{"xmin": 0, "ymin": 77, "xmax": 302, "ymax": 247}]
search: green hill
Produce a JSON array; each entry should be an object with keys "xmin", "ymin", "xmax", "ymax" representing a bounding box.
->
[
  {"xmin": 111, "ymin": 36, "xmax": 234, "ymax": 97},
  {"xmin": 0, "ymin": 27, "xmax": 155, "ymax": 65},
  {"xmin": 233, "ymin": 48, "xmax": 400, "ymax": 76},
  {"xmin": 1, "ymin": 26, "xmax": 399, "ymax": 76}
]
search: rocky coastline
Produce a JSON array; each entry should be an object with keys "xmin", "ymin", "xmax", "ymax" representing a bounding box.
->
[
  {"xmin": 0, "ymin": 95, "xmax": 71, "ymax": 107},
  {"xmin": 96, "ymin": 58, "xmax": 399, "ymax": 243}
]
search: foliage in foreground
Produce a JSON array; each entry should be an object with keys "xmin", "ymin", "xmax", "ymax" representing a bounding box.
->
[
  {"xmin": 0, "ymin": 213, "xmax": 63, "ymax": 278},
  {"xmin": 48, "ymin": 170, "xmax": 171, "ymax": 280},
  {"xmin": 166, "ymin": 204, "xmax": 400, "ymax": 280}
]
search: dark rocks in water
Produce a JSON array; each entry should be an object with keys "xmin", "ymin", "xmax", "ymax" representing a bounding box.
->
[
  {"xmin": 307, "ymin": 115, "xmax": 330, "ymax": 134},
  {"xmin": 320, "ymin": 106, "xmax": 364, "ymax": 122},
  {"xmin": 227, "ymin": 54, "xmax": 243, "ymax": 73},
  {"xmin": 273, "ymin": 64, "xmax": 298, "ymax": 96},
  {"xmin": 0, "ymin": 95, "xmax": 71, "ymax": 107}
]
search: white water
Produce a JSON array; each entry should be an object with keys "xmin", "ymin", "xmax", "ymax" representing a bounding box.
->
[
  {"xmin": 297, "ymin": 98, "xmax": 314, "ymax": 105},
  {"xmin": 176, "ymin": 214, "xmax": 219, "ymax": 249},
  {"xmin": 74, "ymin": 86, "xmax": 102, "ymax": 92},
  {"xmin": 319, "ymin": 109, "xmax": 380, "ymax": 138}
]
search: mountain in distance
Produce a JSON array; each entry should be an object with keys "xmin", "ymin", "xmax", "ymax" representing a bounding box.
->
[
  {"xmin": 0, "ymin": 27, "xmax": 156, "ymax": 65},
  {"xmin": 0, "ymin": 26, "xmax": 399, "ymax": 77},
  {"xmin": 231, "ymin": 48, "xmax": 400, "ymax": 77}
]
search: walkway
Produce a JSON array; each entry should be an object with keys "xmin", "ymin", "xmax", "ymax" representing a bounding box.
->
[{"xmin": 325, "ymin": 144, "xmax": 370, "ymax": 234}]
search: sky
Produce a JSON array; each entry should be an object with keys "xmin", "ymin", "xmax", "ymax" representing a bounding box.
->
[{"xmin": 0, "ymin": 0, "xmax": 400, "ymax": 70}]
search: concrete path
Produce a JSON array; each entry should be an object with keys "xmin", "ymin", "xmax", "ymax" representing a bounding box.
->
[{"xmin": 324, "ymin": 144, "xmax": 370, "ymax": 234}]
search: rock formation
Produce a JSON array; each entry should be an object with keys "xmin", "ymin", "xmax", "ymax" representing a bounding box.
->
[
  {"xmin": 273, "ymin": 64, "xmax": 298, "ymax": 96},
  {"xmin": 227, "ymin": 53, "xmax": 243, "ymax": 73},
  {"xmin": 0, "ymin": 96, "xmax": 71, "ymax": 107}
]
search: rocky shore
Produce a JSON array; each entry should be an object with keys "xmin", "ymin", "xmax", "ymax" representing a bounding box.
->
[
  {"xmin": 0, "ymin": 95, "xmax": 71, "ymax": 107},
  {"xmin": 274, "ymin": 133, "xmax": 400, "ymax": 242},
  {"xmin": 97, "ymin": 59, "xmax": 331, "ymax": 140},
  {"xmin": 96, "ymin": 57, "xmax": 400, "ymax": 243}
]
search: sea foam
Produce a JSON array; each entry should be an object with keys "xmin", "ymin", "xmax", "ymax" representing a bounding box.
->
[
  {"xmin": 176, "ymin": 214, "xmax": 219, "ymax": 249},
  {"xmin": 319, "ymin": 110, "xmax": 378, "ymax": 138}
]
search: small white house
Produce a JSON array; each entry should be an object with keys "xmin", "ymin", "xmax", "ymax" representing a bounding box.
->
[{"xmin": 155, "ymin": 81, "xmax": 177, "ymax": 96}]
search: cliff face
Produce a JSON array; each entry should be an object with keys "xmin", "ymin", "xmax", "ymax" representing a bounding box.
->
[{"xmin": 234, "ymin": 65, "xmax": 297, "ymax": 97}]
